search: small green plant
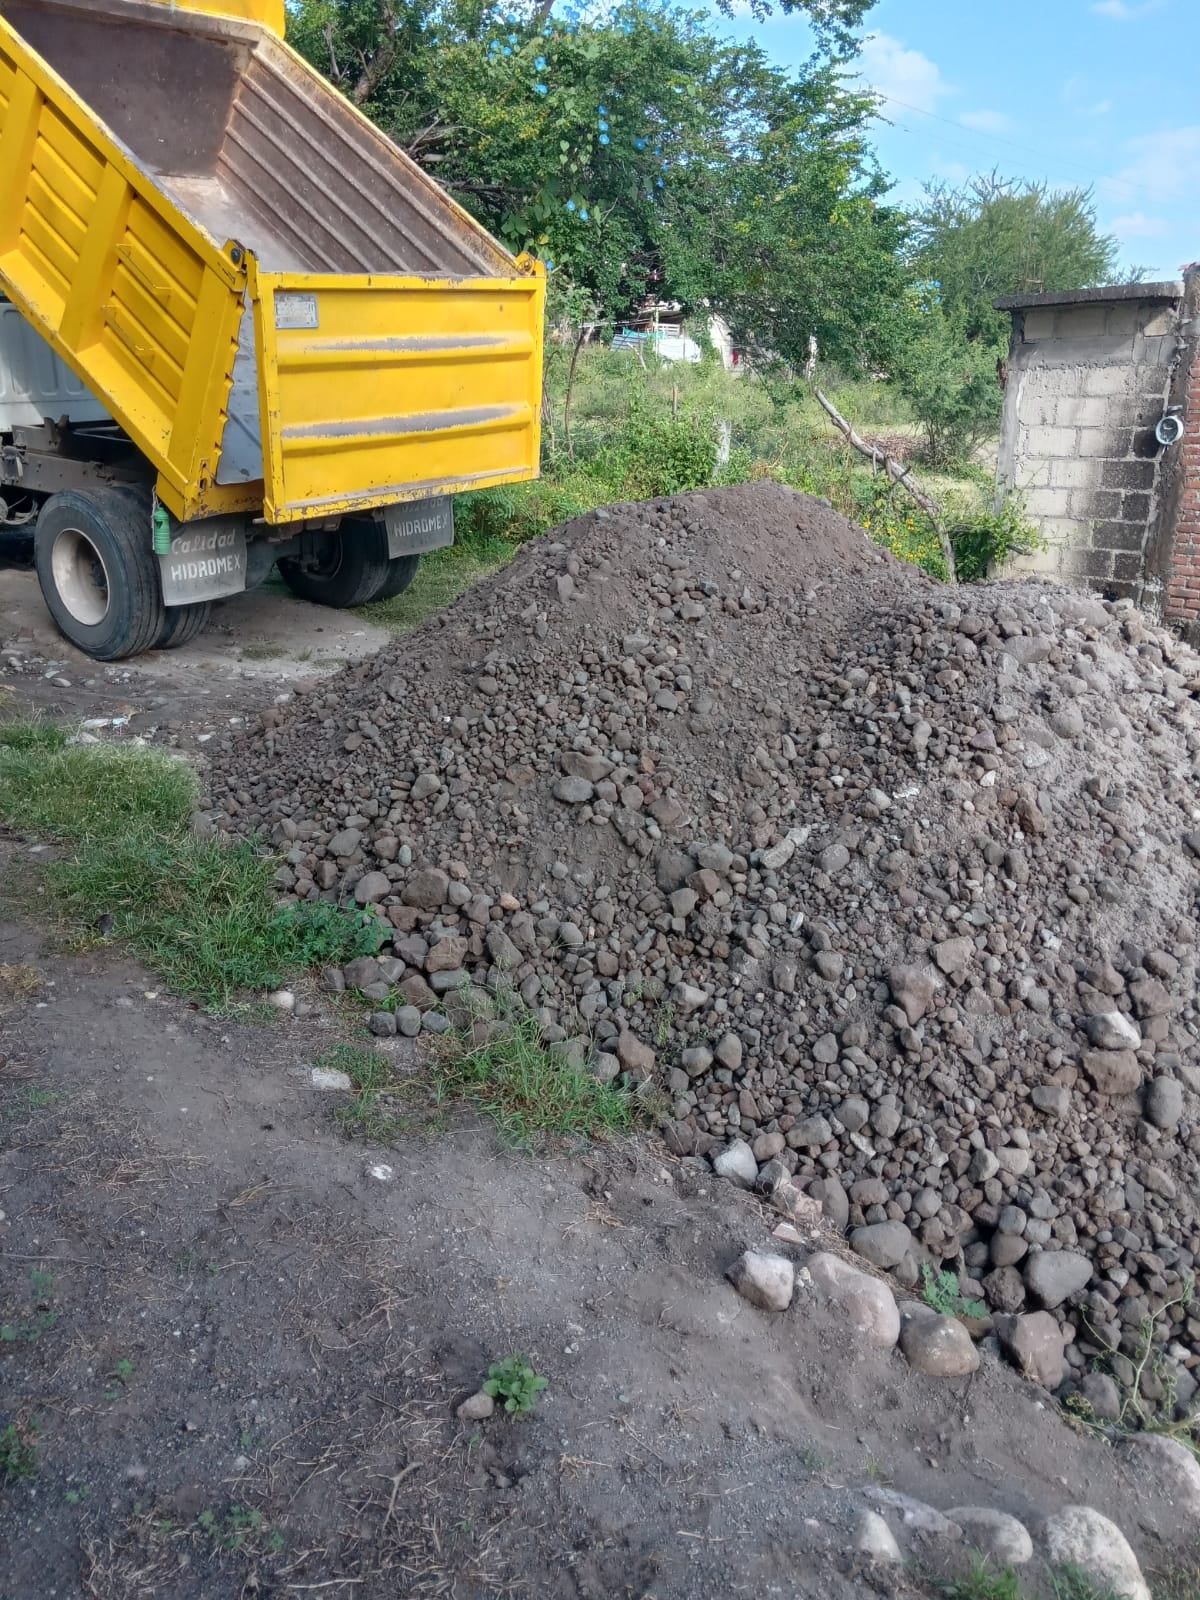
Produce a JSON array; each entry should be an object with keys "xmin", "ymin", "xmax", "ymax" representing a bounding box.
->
[
  {"xmin": 482, "ymin": 1354, "xmax": 548, "ymax": 1419},
  {"xmin": 64, "ymin": 1485, "xmax": 89, "ymax": 1504},
  {"xmin": 0, "ymin": 1421, "xmax": 36, "ymax": 1484},
  {"xmin": 194, "ymin": 1504, "xmax": 274, "ymax": 1553},
  {"xmin": 935, "ymin": 1559, "xmax": 1023, "ymax": 1600},
  {"xmin": 104, "ymin": 1358, "xmax": 136, "ymax": 1400},
  {"xmin": 1049, "ymin": 1566, "xmax": 1123, "ymax": 1600},
  {"xmin": 948, "ymin": 493, "xmax": 1042, "ymax": 582},
  {"xmin": 0, "ymin": 1268, "xmax": 58, "ymax": 1344},
  {"xmin": 921, "ymin": 1265, "xmax": 986, "ymax": 1320},
  {"xmin": 653, "ymin": 1000, "xmax": 675, "ymax": 1048}
]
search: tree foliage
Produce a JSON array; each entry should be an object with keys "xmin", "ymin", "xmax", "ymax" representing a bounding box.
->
[
  {"xmin": 287, "ymin": 0, "xmax": 900, "ymax": 364},
  {"xmin": 909, "ymin": 172, "xmax": 1125, "ymax": 345}
]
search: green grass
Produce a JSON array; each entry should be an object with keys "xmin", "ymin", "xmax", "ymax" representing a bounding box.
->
[
  {"xmin": 358, "ymin": 531, "xmax": 516, "ymax": 634},
  {"xmin": 324, "ymin": 1006, "xmax": 640, "ymax": 1149},
  {"xmin": 432, "ymin": 1010, "xmax": 638, "ymax": 1149},
  {"xmin": 0, "ymin": 1422, "xmax": 36, "ymax": 1485},
  {"xmin": 935, "ymin": 1560, "xmax": 1022, "ymax": 1600},
  {"xmin": 0, "ymin": 724, "xmax": 384, "ymax": 1009}
]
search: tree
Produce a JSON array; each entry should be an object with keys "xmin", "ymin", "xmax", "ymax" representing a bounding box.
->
[
  {"xmin": 663, "ymin": 65, "xmax": 909, "ymax": 372},
  {"xmin": 288, "ymin": 0, "xmax": 901, "ymax": 356},
  {"xmin": 909, "ymin": 173, "xmax": 1126, "ymax": 346}
]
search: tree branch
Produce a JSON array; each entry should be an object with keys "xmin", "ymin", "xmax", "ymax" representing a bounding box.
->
[{"xmin": 814, "ymin": 388, "xmax": 957, "ymax": 582}]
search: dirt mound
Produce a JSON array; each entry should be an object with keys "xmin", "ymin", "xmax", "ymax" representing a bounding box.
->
[{"xmin": 208, "ymin": 481, "xmax": 1200, "ymax": 1417}]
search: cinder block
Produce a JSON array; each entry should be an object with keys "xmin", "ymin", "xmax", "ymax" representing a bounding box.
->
[
  {"xmin": 1091, "ymin": 521, "xmax": 1146, "ymax": 553},
  {"xmin": 1112, "ymin": 552, "xmax": 1143, "ymax": 582},
  {"xmin": 1101, "ymin": 458, "xmax": 1155, "ymax": 491},
  {"xmin": 1065, "ymin": 547, "xmax": 1115, "ymax": 581},
  {"xmin": 1121, "ymin": 490, "xmax": 1152, "ymax": 523},
  {"xmin": 1018, "ymin": 391, "xmax": 1059, "ymax": 426},
  {"xmin": 1055, "ymin": 395, "xmax": 1110, "ymax": 428},
  {"xmin": 1050, "ymin": 458, "xmax": 1098, "ymax": 488},
  {"xmin": 1083, "ymin": 367, "xmax": 1134, "ymax": 397},
  {"xmin": 1144, "ymin": 306, "xmax": 1178, "ymax": 337},
  {"xmin": 1055, "ymin": 306, "xmax": 1109, "ymax": 339},
  {"xmin": 1024, "ymin": 487, "xmax": 1072, "ymax": 518},
  {"xmin": 1014, "ymin": 459, "xmax": 1051, "ymax": 489},
  {"xmin": 1023, "ymin": 308, "xmax": 1056, "ymax": 341},
  {"xmin": 1075, "ymin": 428, "xmax": 1113, "ymax": 458},
  {"xmin": 1105, "ymin": 303, "xmax": 1142, "ymax": 338},
  {"xmin": 1026, "ymin": 426, "xmax": 1078, "ymax": 457}
]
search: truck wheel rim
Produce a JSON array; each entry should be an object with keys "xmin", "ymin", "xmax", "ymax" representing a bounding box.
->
[{"xmin": 52, "ymin": 526, "xmax": 110, "ymax": 627}]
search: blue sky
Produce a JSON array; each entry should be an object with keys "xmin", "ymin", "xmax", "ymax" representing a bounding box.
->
[{"xmin": 719, "ymin": 0, "xmax": 1199, "ymax": 280}]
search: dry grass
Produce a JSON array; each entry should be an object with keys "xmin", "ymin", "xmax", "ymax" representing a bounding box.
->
[{"xmin": 0, "ymin": 962, "xmax": 42, "ymax": 1012}]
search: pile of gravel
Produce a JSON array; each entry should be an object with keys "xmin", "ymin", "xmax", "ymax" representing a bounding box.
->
[{"xmin": 206, "ymin": 482, "xmax": 1200, "ymax": 1414}]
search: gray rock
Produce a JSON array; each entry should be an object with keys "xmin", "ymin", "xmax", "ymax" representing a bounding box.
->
[
  {"xmin": 457, "ymin": 1391, "xmax": 495, "ymax": 1421},
  {"xmin": 343, "ymin": 956, "xmax": 381, "ymax": 989},
  {"xmin": 713, "ymin": 1140, "xmax": 759, "ymax": 1187},
  {"xmin": 311, "ymin": 1066, "xmax": 353, "ymax": 1091},
  {"xmin": 851, "ymin": 1221, "xmax": 912, "ymax": 1270},
  {"xmin": 818, "ymin": 842, "xmax": 850, "ymax": 875},
  {"xmin": 1082, "ymin": 1049, "xmax": 1141, "ymax": 1096},
  {"xmin": 672, "ymin": 982, "xmax": 709, "ymax": 1013},
  {"xmin": 863, "ymin": 1488, "xmax": 961, "ymax": 1539},
  {"xmin": 791, "ymin": 1114, "xmax": 832, "ymax": 1148},
  {"xmin": 616, "ymin": 1031, "xmax": 655, "ymax": 1078},
  {"xmin": 1077, "ymin": 1371, "xmax": 1122, "ymax": 1422},
  {"xmin": 1032, "ymin": 1083, "xmax": 1070, "ymax": 1117},
  {"xmin": 1120, "ymin": 1435, "xmax": 1200, "ymax": 1516},
  {"xmin": 367, "ymin": 1010, "xmax": 397, "ymax": 1037},
  {"xmin": 395, "ymin": 1005, "xmax": 422, "ymax": 1037},
  {"xmin": 888, "ymin": 964, "xmax": 941, "ymax": 1024},
  {"xmin": 806, "ymin": 1252, "xmax": 899, "ymax": 1348},
  {"xmin": 485, "ymin": 925, "xmax": 522, "ymax": 971},
  {"xmin": 403, "ymin": 867, "xmax": 450, "ymax": 909},
  {"xmin": 429, "ymin": 968, "xmax": 471, "ymax": 994},
  {"xmin": 1041, "ymin": 1506, "xmax": 1149, "ymax": 1600},
  {"xmin": 809, "ymin": 1176, "xmax": 850, "ymax": 1230},
  {"xmin": 328, "ymin": 827, "xmax": 362, "ymax": 856},
  {"xmin": 813, "ymin": 950, "xmax": 843, "ymax": 981},
  {"xmin": 838, "ymin": 1095, "xmax": 870, "ymax": 1134},
  {"xmin": 1085, "ymin": 1010, "xmax": 1141, "ymax": 1051},
  {"xmin": 994, "ymin": 1311, "xmax": 1065, "ymax": 1389},
  {"xmin": 947, "ymin": 1507, "xmax": 1033, "ymax": 1566},
  {"xmin": 899, "ymin": 1310, "xmax": 979, "ymax": 1377},
  {"xmin": 852, "ymin": 1511, "xmax": 902, "ymax": 1564},
  {"xmin": 410, "ymin": 773, "xmax": 441, "ymax": 801},
  {"xmin": 714, "ymin": 1033, "xmax": 743, "ymax": 1070},
  {"xmin": 934, "ymin": 936, "xmax": 974, "ymax": 975},
  {"xmin": 726, "ymin": 1250, "xmax": 794, "ymax": 1311},
  {"xmin": 1023, "ymin": 1250, "xmax": 1092, "ymax": 1308},
  {"xmin": 553, "ymin": 776, "xmax": 594, "ymax": 804},
  {"xmin": 1144, "ymin": 1076, "xmax": 1184, "ymax": 1130},
  {"xmin": 968, "ymin": 1147, "xmax": 1000, "ymax": 1183},
  {"xmin": 812, "ymin": 1032, "xmax": 840, "ymax": 1064}
]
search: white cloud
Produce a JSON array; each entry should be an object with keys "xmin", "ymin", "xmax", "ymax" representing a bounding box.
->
[
  {"xmin": 1109, "ymin": 210, "xmax": 1169, "ymax": 240},
  {"xmin": 1103, "ymin": 125, "xmax": 1200, "ymax": 205},
  {"xmin": 1091, "ymin": 0, "xmax": 1166, "ymax": 17},
  {"xmin": 857, "ymin": 32, "xmax": 951, "ymax": 115},
  {"xmin": 960, "ymin": 110, "xmax": 1013, "ymax": 134}
]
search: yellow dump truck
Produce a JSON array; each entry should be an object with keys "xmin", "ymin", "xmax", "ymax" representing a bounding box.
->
[{"xmin": 0, "ymin": 0, "xmax": 544, "ymax": 657}]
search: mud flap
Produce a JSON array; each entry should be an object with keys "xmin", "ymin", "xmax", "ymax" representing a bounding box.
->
[{"xmin": 383, "ymin": 496, "xmax": 455, "ymax": 557}]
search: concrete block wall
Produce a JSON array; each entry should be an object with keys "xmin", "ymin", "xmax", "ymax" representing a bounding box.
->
[{"xmin": 995, "ymin": 287, "xmax": 1184, "ymax": 604}]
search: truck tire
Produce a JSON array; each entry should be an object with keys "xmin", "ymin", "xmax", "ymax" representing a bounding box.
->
[
  {"xmin": 155, "ymin": 601, "xmax": 211, "ymax": 650},
  {"xmin": 371, "ymin": 552, "xmax": 421, "ymax": 601},
  {"xmin": 277, "ymin": 519, "xmax": 390, "ymax": 609},
  {"xmin": 34, "ymin": 489, "xmax": 164, "ymax": 661}
]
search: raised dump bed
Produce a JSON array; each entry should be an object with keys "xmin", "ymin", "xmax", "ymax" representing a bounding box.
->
[{"xmin": 0, "ymin": 0, "xmax": 544, "ymax": 656}]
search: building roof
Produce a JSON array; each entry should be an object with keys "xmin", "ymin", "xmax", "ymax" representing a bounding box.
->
[{"xmin": 994, "ymin": 281, "xmax": 1184, "ymax": 311}]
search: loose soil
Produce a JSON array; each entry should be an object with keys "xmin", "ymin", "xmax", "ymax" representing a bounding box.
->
[{"xmin": 0, "ymin": 859, "xmax": 1181, "ymax": 1599}]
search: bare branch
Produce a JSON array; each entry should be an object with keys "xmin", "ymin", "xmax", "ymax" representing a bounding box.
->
[{"xmin": 814, "ymin": 388, "xmax": 957, "ymax": 582}]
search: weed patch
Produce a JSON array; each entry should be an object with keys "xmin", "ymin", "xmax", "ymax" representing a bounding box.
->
[
  {"xmin": 433, "ymin": 1009, "xmax": 639, "ymax": 1148},
  {"xmin": 921, "ymin": 1265, "xmax": 986, "ymax": 1320},
  {"xmin": 0, "ymin": 1420, "xmax": 36, "ymax": 1484}
]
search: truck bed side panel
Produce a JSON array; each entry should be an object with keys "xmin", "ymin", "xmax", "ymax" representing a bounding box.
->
[{"xmin": 251, "ymin": 271, "xmax": 544, "ymax": 524}]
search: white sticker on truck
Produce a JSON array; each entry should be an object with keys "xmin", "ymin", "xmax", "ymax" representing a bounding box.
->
[{"xmin": 275, "ymin": 291, "xmax": 319, "ymax": 330}]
